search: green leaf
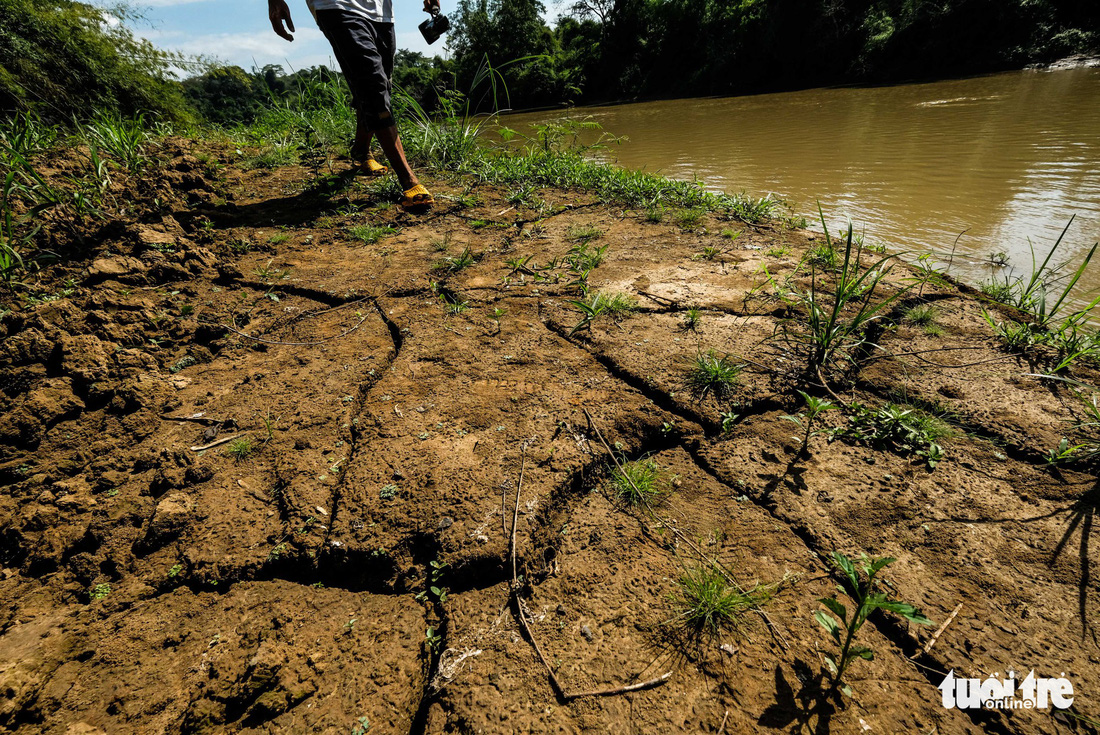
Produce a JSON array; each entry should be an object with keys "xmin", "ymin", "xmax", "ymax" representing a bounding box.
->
[
  {"xmin": 822, "ymin": 654, "xmax": 838, "ymax": 676},
  {"xmin": 814, "ymin": 610, "xmax": 840, "ymax": 636},
  {"xmin": 868, "ymin": 556, "xmax": 896, "ymax": 575},
  {"xmin": 820, "ymin": 597, "xmax": 848, "ymax": 623},
  {"xmin": 831, "ymin": 551, "xmax": 859, "ymax": 590},
  {"xmin": 878, "ymin": 600, "xmax": 934, "ymax": 625},
  {"xmin": 841, "ymin": 683, "xmax": 853, "ymax": 697}
]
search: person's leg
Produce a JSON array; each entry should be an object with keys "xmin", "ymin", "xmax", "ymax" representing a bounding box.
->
[
  {"xmin": 350, "ymin": 115, "xmax": 373, "ymax": 160},
  {"xmin": 368, "ymin": 22, "xmax": 420, "ymax": 192},
  {"xmin": 316, "ymin": 12, "xmax": 428, "ymax": 203},
  {"xmin": 314, "ymin": 11, "xmax": 374, "ymax": 163},
  {"xmin": 351, "ymin": 115, "xmax": 389, "ymax": 174},
  {"xmin": 374, "ymin": 120, "xmax": 417, "ymax": 189}
]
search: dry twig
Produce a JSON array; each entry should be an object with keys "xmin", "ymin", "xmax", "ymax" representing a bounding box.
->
[
  {"xmin": 190, "ymin": 432, "xmax": 250, "ymax": 452},
  {"xmin": 200, "ymin": 313, "xmax": 369, "ymax": 346},
  {"xmin": 160, "ymin": 413, "xmax": 226, "ymax": 426},
  {"xmin": 920, "ymin": 603, "xmax": 962, "ymax": 656},
  {"xmin": 582, "ymin": 407, "xmax": 790, "ymax": 651},
  {"xmin": 507, "ymin": 441, "xmax": 673, "ymax": 701}
]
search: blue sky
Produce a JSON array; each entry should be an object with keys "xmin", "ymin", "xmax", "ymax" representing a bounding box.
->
[{"xmin": 116, "ymin": 0, "xmax": 562, "ymax": 78}]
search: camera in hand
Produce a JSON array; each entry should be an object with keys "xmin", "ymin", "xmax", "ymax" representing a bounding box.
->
[{"xmin": 419, "ymin": 10, "xmax": 450, "ymax": 45}]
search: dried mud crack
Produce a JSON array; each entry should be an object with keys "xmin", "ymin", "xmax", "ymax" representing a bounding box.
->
[{"xmin": 2, "ymin": 149, "xmax": 1100, "ymax": 734}]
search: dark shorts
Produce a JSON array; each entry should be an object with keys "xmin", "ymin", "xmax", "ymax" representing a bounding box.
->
[{"xmin": 314, "ymin": 10, "xmax": 396, "ymax": 130}]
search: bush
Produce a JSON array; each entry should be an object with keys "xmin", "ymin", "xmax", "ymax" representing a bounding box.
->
[{"xmin": 0, "ymin": 0, "xmax": 190, "ymax": 122}]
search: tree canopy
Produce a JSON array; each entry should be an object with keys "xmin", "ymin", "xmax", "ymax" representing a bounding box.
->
[
  {"xmin": 442, "ymin": 0, "xmax": 1099, "ymax": 109},
  {"xmin": 0, "ymin": 0, "xmax": 189, "ymax": 122}
]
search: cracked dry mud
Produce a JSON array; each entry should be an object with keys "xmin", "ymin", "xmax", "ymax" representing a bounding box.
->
[{"xmin": 2, "ymin": 148, "xmax": 1100, "ymax": 734}]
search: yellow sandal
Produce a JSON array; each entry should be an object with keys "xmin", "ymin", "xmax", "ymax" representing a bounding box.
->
[
  {"xmin": 400, "ymin": 184, "xmax": 434, "ymax": 210},
  {"xmin": 360, "ymin": 157, "xmax": 390, "ymax": 176}
]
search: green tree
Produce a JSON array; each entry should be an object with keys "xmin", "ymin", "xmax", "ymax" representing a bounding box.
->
[
  {"xmin": 182, "ymin": 66, "xmax": 267, "ymax": 125},
  {"xmin": 0, "ymin": 0, "xmax": 189, "ymax": 122},
  {"xmin": 449, "ymin": 0, "xmax": 559, "ymax": 108}
]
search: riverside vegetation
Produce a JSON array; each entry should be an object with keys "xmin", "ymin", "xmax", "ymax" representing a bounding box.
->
[{"xmin": 4, "ymin": 7, "xmax": 1100, "ymax": 735}]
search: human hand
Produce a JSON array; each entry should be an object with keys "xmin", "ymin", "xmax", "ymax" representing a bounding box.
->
[
  {"xmin": 269, "ymin": 0, "xmax": 296, "ymax": 41},
  {"xmin": 422, "ymin": 0, "xmax": 440, "ymax": 14}
]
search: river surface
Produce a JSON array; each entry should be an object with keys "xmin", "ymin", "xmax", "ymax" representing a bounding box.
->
[{"xmin": 499, "ymin": 67, "xmax": 1100, "ymax": 300}]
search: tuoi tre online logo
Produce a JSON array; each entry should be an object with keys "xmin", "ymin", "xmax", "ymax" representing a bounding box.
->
[{"xmin": 938, "ymin": 670, "xmax": 1074, "ymax": 710}]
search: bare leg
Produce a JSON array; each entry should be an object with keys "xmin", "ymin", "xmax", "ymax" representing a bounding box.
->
[
  {"xmin": 350, "ymin": 110, "xmax": 374, "ymax": 160},
  {"xmin": 373, "ymin": 114, "xmax": 418, "ymax": 190}
]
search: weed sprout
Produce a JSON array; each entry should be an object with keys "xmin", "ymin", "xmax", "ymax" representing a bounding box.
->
[
  {"xmin": 610, "ymin": 458, "xmax": 665, "ymax": 505},
  {"xmin": 685, "ymin": 350, "xmax": 743, "ymax": 400},
  {"xmin": 668, "ymin": 566, "xmax": 775, "ymax": 641},
  {"xmin": 815, "ymin": 552, "xmax": 932, "ymax": 697}
]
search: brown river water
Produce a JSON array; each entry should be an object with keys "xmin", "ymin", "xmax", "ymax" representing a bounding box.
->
[{"xmin": 498, "ymin": 67, "xmax": 1100, "ymax": 302}]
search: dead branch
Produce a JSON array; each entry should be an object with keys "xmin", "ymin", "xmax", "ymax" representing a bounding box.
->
[
  {"xmin": 920, "ymin": 603, "xmax": 963, "ymax": 656},
  {"xmin": 160, "ymin": 413, "xmax": 226, "ymax": 426},
  {"xmin": 190, "ymin": 432, "xmax": 250, "ymax": 452},
  {"xmin": 582, "ymin": 407, "xmax": 790, "ymax": 651},
  {"xmin": 565, "ymin": 671, "xmax": 675, "ymax": 700},
  {"xmin": 507, "ymin": 440, "xmax": 674, "ymax": 701},
  {"xmin": 199, "ymin": 313, "xmax": 368, "ymax": 346}
]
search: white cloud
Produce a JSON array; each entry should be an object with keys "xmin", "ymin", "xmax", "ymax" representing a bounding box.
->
[
  {"xmin": 136, "ymin": 27, "xmax": 341, "ymax": 74},
  {"xmin": 138, "ymin": 0, "xmax": 215, "ymax": 7}
]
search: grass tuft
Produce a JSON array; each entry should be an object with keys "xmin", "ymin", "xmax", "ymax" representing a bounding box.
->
[
  {"xmin": 348, "ymin": 225, "xmax": 398, "ymax": 245},
  {"xmin": 668, "ymin": 566, "xmax": 774, "ymax": 639},
  {"xmin": 685, "ymin": 350, "xmax": 743, "ymax": 400},
  {"xmin": 567, "ymin": 224, "xmax": 602, "ymax": 243},
  {"xmin": 225, "ymin": 436, "xmax": 256, "ymax": 461},
  {"xmin": 903, "ymin": 303, "xmax": 939, "ymax": 326},
  {"xmin": 903, "ymin": 303, "xmax": 943, "ymax": 335},
  {"xmin": 567, "ymin": 291, "xmax": 637, "ymax": 335},
  {"xmin": 610, "ymin": 458, "xmax": 666, "ymax": 505},
  {"xmin": 435, "ymin": 246, "xmax": 479, "ymax": 273}
]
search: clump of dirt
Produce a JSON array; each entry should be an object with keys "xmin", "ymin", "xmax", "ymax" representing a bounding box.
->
[{"xmin": 2, "ymin": 142, "xmax": 1099, "ymax": 734}]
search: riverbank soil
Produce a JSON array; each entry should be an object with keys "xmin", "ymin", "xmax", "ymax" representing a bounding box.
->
[{"xmin": 2, "ymin": 140, "xmax": 1100, "ymax": 734}]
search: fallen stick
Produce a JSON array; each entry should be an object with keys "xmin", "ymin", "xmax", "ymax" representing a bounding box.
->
[
  {"xmin": 509, "ymin": 444, "xmax": 569, "ymax": 699},
  {"xmin": 582, "ymin": 407, "xmax": 790, "ymax": 652},
  {"xmin": 160, "ymin": 413, "xmax": 226, "ymax": 426},
  {"xmin": 565, "ymin": 672, "xmax": 674, "ymax": 700},
  {"xmin": 717, "ymin": 709, "xmax": 730, "ymax": 735},
  {"xmin": 920, "ymin": 603, "xmax": 962, "ymax": 656},
  {"xmin": 816, "ymin": 365, "xmax": 845, "ymax": 405},
  {"xmin": 507, "ymin": 441, "xmax": 673, "ymax": 702},
  {"xmin": 200, "ymin": 313, "xmax": 368, "ymax": 346},
  {"xmin": 509, "ymin": 444, "xmax": 527, "ymax": 592},
  {"xmin": 190, "ymin": 432, "xmax": 249, "ymax": 452}
]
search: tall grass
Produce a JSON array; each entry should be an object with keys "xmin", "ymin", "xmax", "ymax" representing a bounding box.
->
[
  {"xmin": 779, "ymin": 206, "xmax": 908, "ymax": 374},
  {"xmin": 0, "ymin": 110, "xmax": 166, "ymax": 285},
  {"xmin": 82, "ymin": 112, "xmax": 151, "ymax": 171},
  {"xmin": 1, "ymin": 60, "xmax": 787, "ymax": 285},
  {"xmin": 233, "ymin": 66, "xmax": 781, "ymax": 223},
  {"xmin": 0, "ymin": 113, "xmax": 57, "ymax": 159},
  {"xmin": 234, "ymin": 67, "xmax": 357, "ymax": 161},
  {"xmin": 980, "ymin": 216, "xmax": 1100, "ymax": 370},
  {"xmin": 397, "ymin": 57, "xmax": 516, "ymax": 168}
]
